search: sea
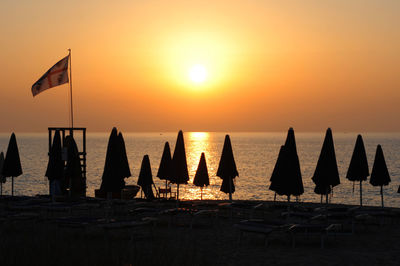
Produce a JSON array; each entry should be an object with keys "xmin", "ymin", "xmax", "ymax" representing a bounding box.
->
[{"xmin": 0, "ymin": 132, "xmax": 399, "ymax": 207}]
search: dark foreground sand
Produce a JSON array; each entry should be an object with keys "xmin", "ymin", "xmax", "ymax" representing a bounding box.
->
[{"xmin": 1, "ymin": 197, "xmax": 399, "ymax": 266}]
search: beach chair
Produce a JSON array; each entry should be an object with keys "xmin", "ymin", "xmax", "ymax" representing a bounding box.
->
[{"xmin": 157, "ymin": 186, "xmax": 176, "ymax": 200}]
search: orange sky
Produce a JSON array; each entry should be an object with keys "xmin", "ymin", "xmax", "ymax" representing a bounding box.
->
[{"xmin": 0, "ymin": 0, "xmax": 399, "ymax": 132}]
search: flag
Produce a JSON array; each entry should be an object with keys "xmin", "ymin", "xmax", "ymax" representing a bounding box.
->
[{"xmin": 31, "ymin": 55, "xmax": 69, "ymax": 97}]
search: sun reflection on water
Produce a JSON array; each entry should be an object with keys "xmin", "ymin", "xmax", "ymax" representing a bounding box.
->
[{"xmin": 184, "ymin": 132, "xmax": 220, "ymax": 200}]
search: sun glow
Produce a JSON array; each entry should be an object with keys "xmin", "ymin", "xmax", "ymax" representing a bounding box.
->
[
  {"xmin": 159, "ymin": 32, "xmax": 238, "ymax": 90},
  {"xmin": 189, "ymin": 64, "xmax": 207, "ymax": 83}
]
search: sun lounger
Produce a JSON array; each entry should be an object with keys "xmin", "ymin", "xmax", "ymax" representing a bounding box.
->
[
  {"xmin": 190, "ymin": 209, "xmax": 219, "ymax": 229},
  {"xmin": 158, "ymin": 208, "xmax": 193, "ymax": 227},
  {"xmin": 100, "ymin": 219, "xmax": 153, "ymax": 242},
  {"xmin": 289, "ymin": 222, "xmax": 352, "ymax": 248},
  {"xmin": 234, "ymin": 219, "xmax": 290, "ymax": 246}
]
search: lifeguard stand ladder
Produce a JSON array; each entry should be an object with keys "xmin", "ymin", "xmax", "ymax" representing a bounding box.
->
[{"xmin": 48, "ymin": 127, "xmax": 87, "ymax": 197}]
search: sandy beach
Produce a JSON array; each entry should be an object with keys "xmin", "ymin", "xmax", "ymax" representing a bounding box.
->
[{"xmin": 1, "ymin": 196, "xmax": 400, "ymax": 266}]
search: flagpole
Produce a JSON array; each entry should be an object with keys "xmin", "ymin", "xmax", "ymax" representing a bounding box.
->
[{"xmin": 68, "ymin": 49, "xmax": 74, "ymax": 129}]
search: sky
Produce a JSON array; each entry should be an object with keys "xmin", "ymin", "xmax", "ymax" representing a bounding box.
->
[{"xmin": 0, "ymin": 0, "xmax": 399, "ymax": 133}]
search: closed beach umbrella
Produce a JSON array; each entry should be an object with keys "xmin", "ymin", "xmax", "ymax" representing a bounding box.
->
[
  {"xmin": 64, "ymin": 135, "xmax": 85, "ymax": 197},
  {"xmin": 217, "ymin": 135, "xmax": 238, "ymax": 202},
  {"xmin": 0, "ymin": 152, "xmax": 5, "ymax": 195},
  {"xmin": 346, "ymin": 134, "xmax": 369, "ymax": 206},
  {"xmin": 312, "ymin": 128, "xmax": 340, "ymax": 204},
  {"xmin": 3, "ymin": 133, "xmax": 23, "ymax": 196},
  {"xmin": 100, "ymin": 128, "xmax": 118, "ymax": 193},
  {"xmin": 137, "ymin": 155, "xmax": 155, "ymax": 200},
  {"xmin": 370, "ymin": 145, "xmax": 391, "ymax": 207},
  {"xmin": 269, "ymin": 128, "xmax": 303, "ymax": 202},
  {"xmin": 193, "ymin": 152, "xmax": 210, "ymax": 200},
  {"xmin": 45, "ymin": 130, "xmax": 64, "ymax": 195},
  {"xmin": 284, "ymin": 128, "xmax": 304, "ymax": 201},
  {"xmin": 157, "ymin": 142, "xmax": 173, "ymax": 192},
  {"xmin": 171, "ymin": 130, "xmax": 189, "ymax": 200},
  {"xmin": 100, "ymin": 127, "xmax": 131, "ymax": 194}
]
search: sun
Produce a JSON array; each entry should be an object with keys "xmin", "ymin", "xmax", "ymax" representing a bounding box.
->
[{"xmin": 188, "ymin": 64, "xmax": 207, "ymax": 83}]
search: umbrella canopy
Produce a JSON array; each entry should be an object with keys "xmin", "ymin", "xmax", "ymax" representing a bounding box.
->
[
  {"xmin": 269, "ymin": 128, "xmax": 303, "ymax": 200},
  {"xmin": 171, "ymin": 130, "xmax": 189, "ymax": 200},
  {"xmin": 3, "ymin": 133, "xmax": 22, "ymax": 197},
  {"xmin": 45, "ymin": 130, "xmax": 64, "ymax": 181},
  {"xmin": 193, "ymin": 152, "xmax": 210, "ymax": 187},
  {"xmin": 157, "ymin": 142, "xmax": 173, "ymax": 181},
  {"xmin": 346, "ymin": 134, "xmax": 369, "ymax": 182},
  {"xmin": 100, "ymin": 127, "xmax": 131, "ymax": 193},
  {"xmin": 370, "ymin": 145, "xmax": 390, "ymax": 187},
  {"xmin": 346, "ymin": 134, "xmax": 369, "ymax": 206},
  {"xmin": 3, "ymin": 133, "xmax": 23, "ymax": 178},
  {"xmin": 171, "ymin": 131, "xmax": 189, "ymax": 184},
  {"xmin": 64, "ymin": 135, "xmax": 85, "ymax": 197},
  {"xmin": 217, "ymin": 135, "xmax": 238, "ymax": 200},
  {"xmin": 0, "ymin": 152, "xmax": 5, "ymax": 184},
  {"xmin": 370, "ymin": 145, "xmax": 390, "ymax": 207},
  {"xmin": 312, "ymin": 128, "xmax": 340, "ymax": 196},
  {"xmin": 137, "ymin": 155, "xmax": 155, "ymax": 200}
]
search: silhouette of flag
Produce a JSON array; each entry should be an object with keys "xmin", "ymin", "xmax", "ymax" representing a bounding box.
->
[{"xmin": 31, "ymin": 55, "xmax": 69, "ymax": 96}]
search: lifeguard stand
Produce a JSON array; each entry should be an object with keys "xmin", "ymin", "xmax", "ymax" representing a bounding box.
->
[{"xmin": 48, "ymin": 127, "xmax": 87, "ymax": 196}]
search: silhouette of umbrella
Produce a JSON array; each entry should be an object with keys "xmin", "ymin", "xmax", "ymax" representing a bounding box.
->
[
  {"xmin": 370, "ymin": 145, "xmax": 391, "ymax": 207},
  {"xmin": 0, "ymin": 152, "xmax": 5, "ymax": 196},
  {"xmin": 171, "ymin": 130, "xmax": 189, "ymax": 200},
  {"xmin": 45, "ymin": 130, "xmax": 64, "ymax": 195},
  {"xmin": 3, "ymin": 133, "xmax": 22, "ymax": 196},
  {"xmin": 217, "ymin": 135, "xmax": 238, "ymax": 202},
  {"xmin": 269, "ymin": 128, "xmax": 303, "ymax": 202},
  {"xmin": 137, "ymin": 155, "xmax": 155, "ymax": 200},
  {"xmin": 64, "ymin": 135, "xmax": 85, "ymax": 197},
  {"xmin": 312, "ymin": 128, "xmax": 340, "ymax": 204},
  {"xmin": 100, "ymin": 128, "xmax": 131, "ymax": 194},
  {"xmin": 193, "ymin": 152, "xmax": 210, "ymax": 200},
  {"xmin": 346, "ymin": 134, "xmax": 369, "ymax": 206},
  {"xmin": 157, "ymin": 142, "xmax": 173, "ymax": 194}
]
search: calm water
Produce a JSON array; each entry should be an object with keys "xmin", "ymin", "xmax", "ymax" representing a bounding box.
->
[{"xmin": 0, "ymin": 132, "xmax": 399, "ymax": 207}]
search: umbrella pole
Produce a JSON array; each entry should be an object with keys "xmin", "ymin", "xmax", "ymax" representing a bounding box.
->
[
  {"xmin": 201, "ymin": 187, "xmax": 203, "ymax": 201},
  {"xmin": 326, "ymin": 194, "xmax": 328, "ymax": 205},
  {"xmin": 274, "ymin": 192, "xmax": 276, "ymax": 202},
  {"xmin": 381, "ymin": 186, "xmax": 384, "ymax": 208},
  {"xmin": 11, "ymin": 176, "xmax": 14, "ymax": 196},
  {"xmin": 360, "ymin": 181, "xmax": 362, "ymax": 207},
  {"xmin": 320, "ymin": 195, "xmax": 323, "ymax": 204},
  {"xmin": 0, "ymin": 182, "xmax": 2, "ymax": 196}
]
